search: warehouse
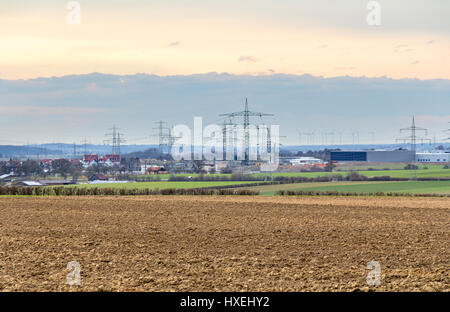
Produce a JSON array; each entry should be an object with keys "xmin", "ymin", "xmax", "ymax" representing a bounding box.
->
[
  {"xmin": 330, "ymin": 150, "xmax": 414, "ymax": 162},
  {"xmin": 416, "ymin": 153, "xmax": 449, "ymax": 163}
]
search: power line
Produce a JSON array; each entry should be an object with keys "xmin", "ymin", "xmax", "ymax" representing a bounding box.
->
[
  {"xmin": 81, "ymin": 137, "xmax": 88, "ymax": 154},
  {"xmin": 152, "ymin": 121, "xmax": 179, "ymax": 154},
  {"xmin": 219, "ymin": 98, "xmax": 274, "ymax": 163},
  {"xmin": 105, "ymin": 125, "xmax": 126, "ymax": 155},
  {"xmin": 396, "ymin": 116, "xmax": 428, "ymax": 180}
]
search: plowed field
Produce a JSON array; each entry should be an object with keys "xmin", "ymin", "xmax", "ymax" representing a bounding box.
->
[{"xmin": 0, "ymin": 196, "xmax": 448, "ymax": 291}]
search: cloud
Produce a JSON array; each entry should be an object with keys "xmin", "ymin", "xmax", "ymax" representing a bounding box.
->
[
  {"xmin": 410, "ymin": 60, "xmax": 420, "ymax": 65},
  {"xmin": 394, "ymin": 44, "xmax": 413, "ymax": 53},
  {"xmin": 163, "ymin": 41, "xmax": 180, "ymax": 48},
  {"xmin": 0, "ymin": 106, "xmax": 105, "ymax": 116},
  {"xmin": 1, "ymin": 73, "xmax": 449, "ymax": 144},
  {"xmin": 415, "ymin": 114, "xmax": 450, "ymax": 124},
  {"xmin": 238, "ymin": 56, "xmax": 259, "ymax": 63},
  {"xmin": 86, "ymin": 82, "xmax": 98, "ymax": 91},
  {"xmin": 426, "ymin": 40, "xmax": 436, "ymax": 45}
]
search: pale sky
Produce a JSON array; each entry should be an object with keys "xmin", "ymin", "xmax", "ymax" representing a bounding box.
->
[
  {"xmin": 1, "ymin": 0, "xmax": 449, "ymax": 80},
  {"xmin": 1, "ymin": 1, "xmax": 449, "ymax": 145}
]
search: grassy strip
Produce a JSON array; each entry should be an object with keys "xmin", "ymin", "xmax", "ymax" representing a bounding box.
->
[
  {"xmin": 130, "ymin": 167, "xmax": 450, "ymax": 181},
  {"xmin": 247, "ymin": 180, "xmax": 450, "ymax": 195}
]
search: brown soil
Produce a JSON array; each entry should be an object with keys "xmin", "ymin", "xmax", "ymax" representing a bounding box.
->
[{"xmin": 0, "ymin": 196, "xmax": 448, "ymax": 291}]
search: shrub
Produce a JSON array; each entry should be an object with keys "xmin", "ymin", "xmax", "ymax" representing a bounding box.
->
[
  {"xmin": 371, "ymin": 176, "xmax": 391, "ymax": 181},
  {"xmin": 346, "ymin": 172, "xmax": 368, "ymax": 181},
  {"xmin": 404, "ymin": 164, "xmax": 419, "ymax": 170}
]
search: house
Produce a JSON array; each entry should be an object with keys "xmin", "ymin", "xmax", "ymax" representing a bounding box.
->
[
  {"xmin": 14, "ymin": 181, "xmax": 44, "ymax": 186},
  {"xmin": 289, "ymin": 157, "xmax": 324, "ymax": 166},
  {"xmin": 83, "ymin": 154, "xmax": 99, "ymax": 162},
  {"xmin": 99, "ymin": 157, "xmax": 114, "ymax": 167},
  {"xmin": 0, "ymin": 173, "xmax": 14, "ymax": 182},
  {"xmin": 147, "ymin": 166, "xmax": 168, "ymax": 175},
  {"xmin": 38, "ymin": 180, "xmax": 73, "ymax": 186},
  {"xmin": 105, "ymin": 154, "xmax": 120, "ymax": 163},
  {"xmin": 39, "ymin": 159, "xmax": 53, "ymax": 168},
  {"xmin": 96, "ymin": 154, "xmax": 121, "ymax": 167},
  {"xmin": 89, "ymin": 174, "xmax": 108, "ymax": 181},
  {"xmin": 82, "ymin": 154, "xmax": 99, "ymax": 168}
]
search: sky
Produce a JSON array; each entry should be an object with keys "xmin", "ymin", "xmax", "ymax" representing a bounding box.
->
[
  {"xmin": 1, "ymin": 73, "xmax": 449, "ymax": 145},
  {"xmin": 0, "ymin": 1, "xmax": 449, "ymax": 145},
  {"xmin": 1, "ymin": 0, "xmax": 449, "ymax": 80}
]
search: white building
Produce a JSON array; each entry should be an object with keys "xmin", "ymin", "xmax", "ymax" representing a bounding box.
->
[
  {"xmin": 416, "ymin": 152, "xmax": 449, "ymax": 163},
  {"xmin": 289, "ymin": 157, "xmax": 323, "ymax": 166},
  {"xmin": 17, "ymin": 181, "xmax": 44, "ymax": 186}
]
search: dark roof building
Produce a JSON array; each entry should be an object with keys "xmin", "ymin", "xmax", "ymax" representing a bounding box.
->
[{"xmin": 89, "ymin": 174, "xmax": 108, "ymax": 181}]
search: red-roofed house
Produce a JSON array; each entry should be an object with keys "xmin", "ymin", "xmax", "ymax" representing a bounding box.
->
[
  {"xmin": 147, "ymin": 166, "xmax": 168, "ymax": 175},
  {"xmin": 83, "ymin": 154, "xmax": 98, "ymax": 162}
]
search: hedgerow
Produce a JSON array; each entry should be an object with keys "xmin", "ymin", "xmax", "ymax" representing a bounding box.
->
[
  {"xmin": 0, "ymin": 186, "xmax": 259, "ymax": 196},
  {"xmin": 275, "ymin": 190, "xmax": 450, "ymax": 197}
]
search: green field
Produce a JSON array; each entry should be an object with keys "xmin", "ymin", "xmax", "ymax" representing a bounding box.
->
[
  {"xmin": 258, "ymin": 167, "xmax": 450, "ymax": 179},
  {"xmin": 7, "ymin": 180, "xmax": 450, "ymax": 197},
  {"xmin": 71, "ymin": 181, "xmax": 261, "ymax": 190},
  {"xmin": 240, "ymin": 181, "xmax": 450, "ymax": 195},
  {"xmin": 134, "ymin": 167, "xmax": 450, "ymax": 180},
  {"xmin": 335, "ymin": 163, "xmax": 443, "ymax": 171},
  {"xmin": 340, "ymin": 168, "xmax": 450, "ymax": 179}
]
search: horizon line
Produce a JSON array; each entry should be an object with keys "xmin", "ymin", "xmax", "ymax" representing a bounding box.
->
[{"xmin": 2, "ymin": 71, "xmax": 449, "ymax": 82}]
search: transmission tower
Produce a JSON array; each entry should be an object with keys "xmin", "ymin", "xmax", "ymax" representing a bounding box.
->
[
  {"xmin": 396, "ymin": 116, "xmax": 428, "ymax": 180},
  {"xmin": 219, "ymin": 98, "xmax": 273, "ymax": 163},
  {"xmin": 81, "ymin": 137, "xmax": 88, "ymax": 154},
  {"xmin": 221, "ymin": 118, "xmax": 237, "ymax": 160},
  {"xmin": 152, "ymin": 121, "xmax": 179, "ymax": 155},
  {"xmin": 105, "ymin": 125, "xmax": 126, "ymax": 155}
]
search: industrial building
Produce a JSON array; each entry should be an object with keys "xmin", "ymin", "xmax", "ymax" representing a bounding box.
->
[
  {"xmin": 331, "ymin": 150, "xmax": 449, "ymax": 163},
  {"xmin": 330, "ymin": 150, "xmax": 415, "ymax": 162},
  {"xmin": 289, "ymin": 157, "xmax": 324, "ymax": 166},
  {"xmin": 416, "ymin": 152, "xmax": 449, "ymax": 163}
]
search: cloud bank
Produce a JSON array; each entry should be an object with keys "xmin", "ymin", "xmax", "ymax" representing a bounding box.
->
[{"xmin": 0, "ymin": 73, "xmax": 449, "ymax": 144}]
